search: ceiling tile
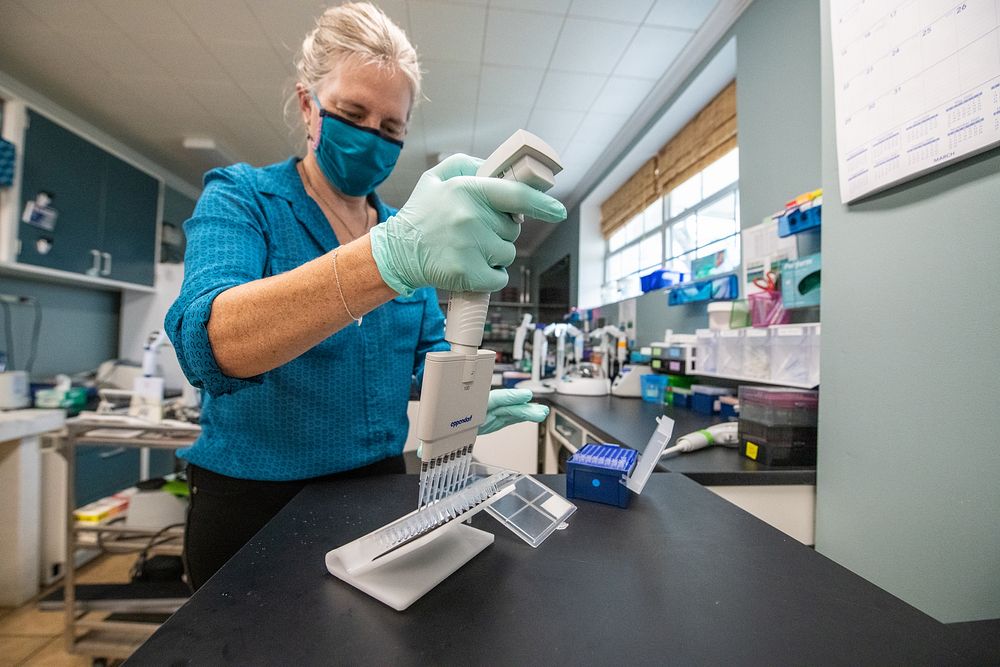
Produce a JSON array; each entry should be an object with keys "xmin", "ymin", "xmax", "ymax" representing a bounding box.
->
[
  {"xmin": 422, "ymin": 60, "xmax": 480, "ymax": 107},
  {"xmin": 182, "ymin": 79, "xmax": 259, "ymax": 123},
  {"xmin": 19, "ymin": 0, "xmax": 119, "ymax": 33},
  {"xmin": 61, "ymin": 30, "xmax": 165, "ymax": 80},
  {"xmin": 475, "ymin": 104, "xmax": 531, "ymax": 133},
  {"xmin": 204, "ymin": 39, "xmax": 293, "ymax": 88},
  {"xmin": 567, "ymin": 0, "xmax": 654, "ymax": 24},
  {"xmin": 169, "ymin": 0, "xmax": 270, "ymax": 44},
  {"xmin": 136, "ymin": 33, "xmax": 230, "ymax": 82},
  {"xmin": 489, "ymin": 0, "xmax": 570, "ymax": 13},
  {"xmin": 240, "ymin": 83, "xmax": 295, "ymax": 129},
  {"xmin": 92, "ymin": 0, "xmax": 192, "ymax": 37},
  {"xmin": 483, "ymin": 8, "xmax": 563, "ymax": 69},
  {"xmin": 526, "ymin": 108, "xmax": 585, "ymax": 151},
  {"xmin": 421, "ymin": 104, "xmax": 475, "ymax": 155},
  {"xmin": 407, "ymin": 2, "xmax": 486, "ymax": 65},
  {"xmin": 575, "ymin": 111, "xmax": 629, "ymax": 144},
  {"xmin": 473, "ymin": 105, "xmax": 531, "ymax": 156},
  {"xmin": 561, "ymin": 140, "xmax": 608, "ymax": 167},
  {"xmin": 242, "ymin": 0, "xmax": 318, "ymax": 59},
  {"xmin": 477, "ymin": 65, "xmax": 545, "ymax": 111},
  {"xmin": 1, "ymin": 2, "xmax": 52, "ymax": 33},
  {"xmin": 534, "ymin": 71, "xmax": 606, "ymax": 112},
  {"xmin": 548, "ymin": 18, "xmax": 636, "ymax": 75},
  {"xmin": 646, "ymin": 0, "xmax": 716, "ymax": 30},
  {"xmin": 614, "ymin": 26, "xmax": 691, "ymax": 79},
  {"xmin": 591, "ymin": 76, "xmax": 654, "ymax": 114},
  {"xmin": 372, "ymin": 0, "xmax": 410, "ymax": 32}
]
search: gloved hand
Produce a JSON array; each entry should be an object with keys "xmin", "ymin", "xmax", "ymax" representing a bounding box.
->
[
  {"xmin": 370, "ymin": 154, "xmax": 566, "ymax": 295},
  {"xmin": 417, "ymin": 388, "xmax": 549, "ymax": 458},
  {"xmin": 478, "ymin": 388, "xmax": 549, "ymax": 435}
]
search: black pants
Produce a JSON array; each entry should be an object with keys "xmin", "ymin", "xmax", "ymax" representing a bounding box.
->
[{"xmin": 184, "ymin": 456, "xmax": 405, "ymax": 591}]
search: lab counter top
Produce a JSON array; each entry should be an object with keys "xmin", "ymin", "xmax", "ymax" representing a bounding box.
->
[
  {"xmin": 128, "ymin": 473, "xmax": 974, "ymax": 665},
  {"xmin": 539, "ymin": 393, "xmax": 816, "ymax": 486},
  {"xmin": 0, "ymin": 408, "xmax": 64, "ymax": 442}
]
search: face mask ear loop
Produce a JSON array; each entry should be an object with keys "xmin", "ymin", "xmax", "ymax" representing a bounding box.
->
[{"xmin": 309, "ymin": 92, "xmax": 323, "ymax": 150}]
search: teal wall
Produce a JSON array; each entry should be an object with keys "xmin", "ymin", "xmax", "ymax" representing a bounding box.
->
[
  {"xmin": 815, "ymin": 0, "xmax": 1000, "ymax": 623},
  {"xmin": 530, "ymin": 0, "xmax": 823, "ymax": 347},
  {"xmin": 0, "ymin": 275, "xmax": 119, "ymax": 378},
  {"xmin": 734, "ymin": 0, "xmax": 822, "ymax": 227}
]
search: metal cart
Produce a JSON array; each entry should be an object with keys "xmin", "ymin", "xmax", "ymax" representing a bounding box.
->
[{"xmin": 57, "ymin": 417, "xmax": 199, "ymax": 662}]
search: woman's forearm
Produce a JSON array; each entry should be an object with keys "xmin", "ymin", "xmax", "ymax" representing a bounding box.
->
[{"xmin": 207, "ymin": 235, "xmax": 397, "ymax": 378}]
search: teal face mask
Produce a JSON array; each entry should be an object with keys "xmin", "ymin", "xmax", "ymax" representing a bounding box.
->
[{"xmin": 311, "ymin": 94, "xmax": 403, "ymax": 197}]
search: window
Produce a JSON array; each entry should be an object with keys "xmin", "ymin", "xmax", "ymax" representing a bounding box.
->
[{"xmin": 602, "ymin": 148, "xmax": 740, "ymax": 304}]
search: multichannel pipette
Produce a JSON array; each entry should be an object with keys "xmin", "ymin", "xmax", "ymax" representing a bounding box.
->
[{"xmin": 416, "ymin": 130, "xmax": 563, "ymax": 507}]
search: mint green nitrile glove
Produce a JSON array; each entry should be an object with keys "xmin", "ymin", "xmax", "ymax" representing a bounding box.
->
[
  {"xmin": 478, "ymin": 388, "xmax": 549, "ymax": 436},
  {"xmin": 369, "ymin": 154, "xmax": 566, "ymax": 296}
]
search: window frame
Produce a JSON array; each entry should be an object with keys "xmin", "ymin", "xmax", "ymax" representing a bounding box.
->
[{"xmin": 603, "ymin": 151, "xmax": 740, "ymax": 305}]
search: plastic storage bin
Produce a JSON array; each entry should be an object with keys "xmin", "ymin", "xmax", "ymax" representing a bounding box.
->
[
  {"xmin": 695, "ymin": 329, "xmax": 718, "ymax": 374},
  {"xmin": 738, "ymin": 386, "xmax": 819, "ymax": 426},
  {"xmin": 566, "ymin": 418, "xmax": 675, "ymax": 508},
  {"xmin": 670, "ymin": 388, "xmax": 692, "ymax": 408},
  {"xmin": 640, "ymin": 374, "xmax": 669, "ymax": 403},
  {"xmin": 738, "ymin": 421, "xmax": 818, "ymax": 465},
  {"xmin": 777, "ymin": 204, "xmax": 821, "ymax": 237},
  {"xmin": 707, "ymin": 302, "xmax": 733, "ymax": 331},
  {"xmin": 742, "ymin": 328, "xmax": 771, "ymax": 380},
  {"xmin": 640, "ymin": 269, "xmax": 684, "ymax": 292},
  {"xmin": 769, "ymin": 323, "xmax": 820, "ymax": 386},
  {"xmin": 566, "ymin": 444, "xmax": 636, "ymax": 507},
  {"xmin": 690, "ymin": 385, "xmax": 734, "ymax": 415},
  {"xmin": 716, "ymin": 328, "xmax": 744, "ymax": 377},
  {"xmin": 747, "ymin": 290, "xmax": 790, "ymax": 328}
]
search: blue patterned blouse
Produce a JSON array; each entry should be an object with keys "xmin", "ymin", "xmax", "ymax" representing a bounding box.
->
[{"xmin": 165, "ymin": 158, "xmax": 447, "ymax": 480}]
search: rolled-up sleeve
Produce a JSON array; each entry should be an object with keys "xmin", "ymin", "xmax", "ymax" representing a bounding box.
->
[
  {"xmin": 165, "ymin": 165, "xmax": 268, "ymax": 397},
  {"xmin": 413, "ymin": 288, "xmax": 449, "ymax": 386}
]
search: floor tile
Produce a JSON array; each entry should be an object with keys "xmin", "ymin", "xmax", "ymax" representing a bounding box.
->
[
  {"xmin": 21, "ymin": 636, "xmax": 90, "ymax": 667},
  {"xmin": 0, "ymin": 605, "xmax": 64, "ymax": 637},
  {"xmin": 0, "ymin": 635, "xmax": 51, "ymax": 665},
  {"xmin": 75, "ymin": 554, "xmax": 135, "ymax": 585}
]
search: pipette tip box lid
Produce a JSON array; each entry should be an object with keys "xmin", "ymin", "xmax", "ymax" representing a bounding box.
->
[{"xmin": 565, "ymin": 416, "xmax": 675, "ymax": 508}]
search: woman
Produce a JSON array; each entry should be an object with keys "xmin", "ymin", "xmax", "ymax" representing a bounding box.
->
[{"xmin": 166, "ymin": 2, "xmax": 566, "ymax": 590}]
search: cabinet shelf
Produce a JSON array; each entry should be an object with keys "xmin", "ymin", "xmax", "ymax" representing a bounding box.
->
[{"xmin": 692, "ymin": 370, "xmax": 818, "ymax": 390}]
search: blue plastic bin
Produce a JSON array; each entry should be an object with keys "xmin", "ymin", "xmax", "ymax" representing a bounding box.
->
[
  {"xmin": 777, "ymin": 205, "xmax": 821, "ymax": 237},
  {"xmin": 640, "ymin": 374, "xmax": 669, "ymax": 403},
  {"xmin": 671, "ymin": 391, "xmax": 691, "ymax": 409},
  {"xmin": 640, "ymin": 269, "xmax": 684, "ymax": 293},
  {"xmin": 691, "ymin": 393, "xmax": 717, "ymax": 415},
  {"xmin": 565, "ymin": 444, "xmax": 638, "ymax": 508}
]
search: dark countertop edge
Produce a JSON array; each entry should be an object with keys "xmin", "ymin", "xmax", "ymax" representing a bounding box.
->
[
  {"xmin": 677, "ymin": 469, "xmax": 817, "ymax": 486},
  {"xmin": 537, "ymin": 395, "xmax": 818, "ymax": 486}
]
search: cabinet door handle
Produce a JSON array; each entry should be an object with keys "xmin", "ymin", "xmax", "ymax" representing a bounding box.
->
[
  {"xmin": 86, "ymin": 249, "xmax": 101, "ymax": 276},
  {"xmin": 100, "ymin": 252, "xmax": 112, "ymax": 276},
  {"xmin": 98, "ymin": 447, "xmax": 127, "ymax": 459}
]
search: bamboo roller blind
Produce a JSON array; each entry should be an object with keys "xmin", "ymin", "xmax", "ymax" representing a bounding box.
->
[{"xmin": 600, "ymin": 80, "xmax": 737, "ymax": 238}]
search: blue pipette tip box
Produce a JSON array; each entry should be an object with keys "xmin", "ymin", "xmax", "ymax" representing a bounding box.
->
[{"xmin": 565, "ymin": 444, "xmax": 638, "ymax": 508}]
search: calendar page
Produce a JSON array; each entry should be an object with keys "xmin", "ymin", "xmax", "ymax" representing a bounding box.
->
[{"xmin": 831, "ymin": 0, "xmax": 1000, "ymax": 202}]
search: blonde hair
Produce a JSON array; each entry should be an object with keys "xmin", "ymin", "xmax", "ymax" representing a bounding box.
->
[{"xmin": 286, "ymin": 2, "xmax": 421, "ymax": 144}]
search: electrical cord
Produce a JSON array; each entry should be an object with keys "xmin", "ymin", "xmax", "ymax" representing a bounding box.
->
[{"xmin": 129, "ymin": 522, "xmax": 186, "ymax": 582}]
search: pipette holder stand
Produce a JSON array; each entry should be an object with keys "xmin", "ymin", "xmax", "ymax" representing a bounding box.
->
[{"xmin": 326, "ymin": 465, "xmax": 576, "ymax": 611}]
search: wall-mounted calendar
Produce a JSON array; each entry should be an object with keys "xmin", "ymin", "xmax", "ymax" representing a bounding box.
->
[{"xmin": 831, "ymin": 0, "xmax": 1000, "ymax": 202}]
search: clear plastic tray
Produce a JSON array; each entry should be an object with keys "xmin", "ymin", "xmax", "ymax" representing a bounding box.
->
[{"xmin": 470, "ymin": 463, "xmax": 576, "ymax": 548}]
